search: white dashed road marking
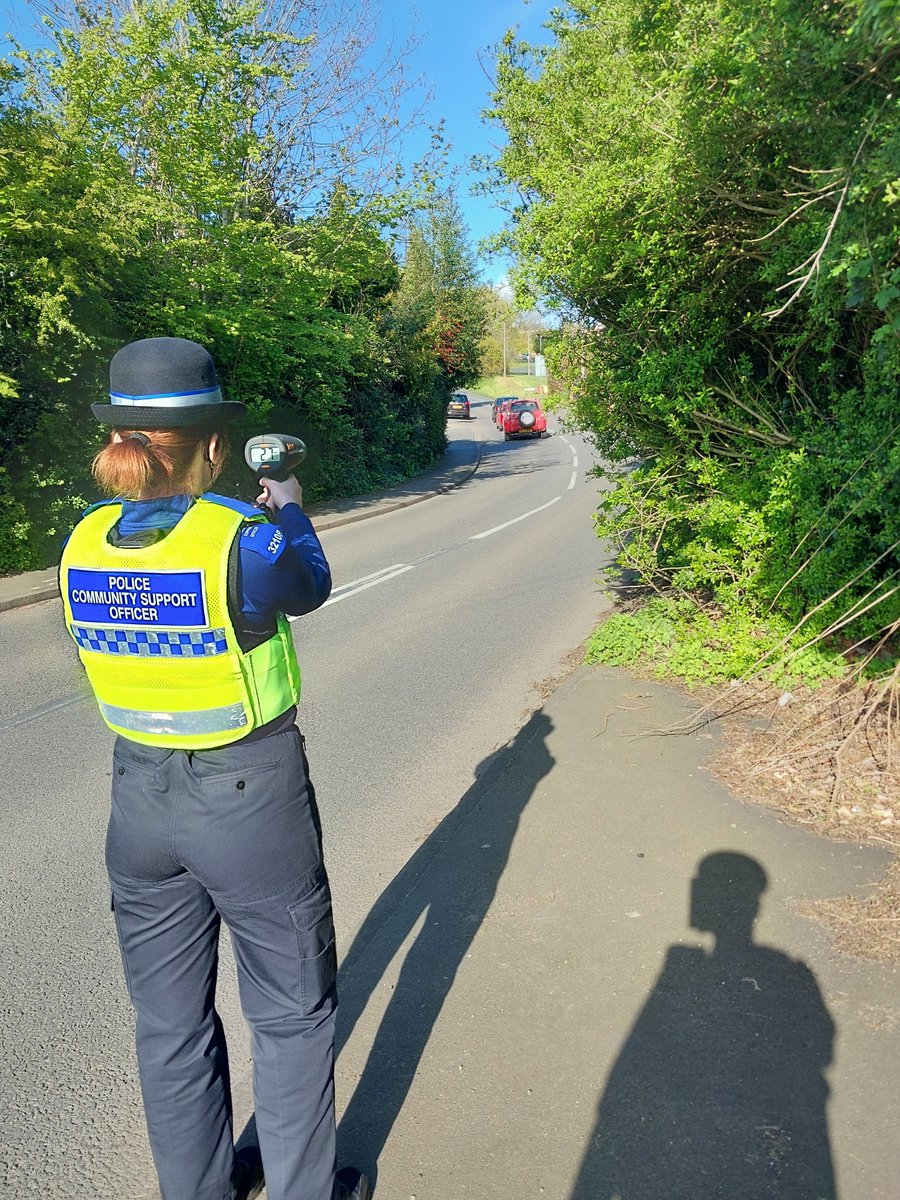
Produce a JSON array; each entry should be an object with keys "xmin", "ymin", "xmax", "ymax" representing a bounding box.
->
[
  {"xmin": 0, "ymin": 692, "xmax": 92, "ymax": 734},
  {"xmin": 469, "ymin": 496, "xmax": 562, "ymax": 541}
]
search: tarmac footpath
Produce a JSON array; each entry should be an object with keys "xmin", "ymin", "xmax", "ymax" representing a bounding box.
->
[{"xmin": 331, "ymin": 664, "xmax": 898, "ymax": 1200}]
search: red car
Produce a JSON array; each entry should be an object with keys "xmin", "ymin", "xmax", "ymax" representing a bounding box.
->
[
  {"xmin": 492, "ymin": 394, "xmax": 517, "ymax": 423},
  {"xmin": 501, "ymin": 399, "xmax": 548, "ymax": 440},
  {"xmin": 495, "ymin": 397, "xmax": 515, "ymax": 428}
]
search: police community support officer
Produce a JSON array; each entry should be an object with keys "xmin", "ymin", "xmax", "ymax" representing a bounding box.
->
[{"xmin": 59, "ymin": 337, "xmax": 369, "ymax": 1200}]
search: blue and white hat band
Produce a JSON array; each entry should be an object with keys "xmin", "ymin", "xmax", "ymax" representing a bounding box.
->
[{"xmin": 109, "ymin": 385, "xmax": 224, "ymax": 408}]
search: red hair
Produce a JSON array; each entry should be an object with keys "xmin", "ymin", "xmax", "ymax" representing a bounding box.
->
[{"xmin": 92, "ymin": 426, "xmax": 227, "ymax": 499}]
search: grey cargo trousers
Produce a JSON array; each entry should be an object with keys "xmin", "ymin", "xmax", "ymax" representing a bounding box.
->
[{"xmin": 106, "ymin": 726, "xmax": 337, "ymax": 1200}]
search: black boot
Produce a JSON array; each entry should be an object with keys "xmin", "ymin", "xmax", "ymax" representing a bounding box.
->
[
  {"xmin": 233, "ymin": 1147, "xmax": 265, "ymax": 1200},
  {"xmin": 334, "ymin": 1166, "xmax": 371, "ymax": 1200}
]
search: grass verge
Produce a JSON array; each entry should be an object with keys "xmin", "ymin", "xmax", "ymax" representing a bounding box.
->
[
  {"xmin": 471, "ymin": 375, "xmax": 546, "ymax": 400},
  {"xmin": 584, "ymin": 594, "xmax": 846, "ymax": 687}
]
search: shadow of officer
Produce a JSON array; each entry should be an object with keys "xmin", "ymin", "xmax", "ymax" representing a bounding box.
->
[
  {"xmin": 333, "ymin": 710, "xmax": 556, "ymax": 1181},
  {"xmin": 571, "ymin": 852, "xmax": 837, "ymax": 1200}
]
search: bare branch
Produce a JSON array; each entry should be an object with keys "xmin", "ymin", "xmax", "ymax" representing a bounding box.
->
[
  {"xmin": 764, "ymin": 115, "xmax": 879, "ymax": 319},
  {"xmin": 748, "ymin": 190, "xmax": 839, "ymax": 244}
]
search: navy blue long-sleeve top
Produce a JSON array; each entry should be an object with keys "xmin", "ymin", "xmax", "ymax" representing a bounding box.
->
[{"xmin": 111, "ymin": 493, "xmax": 332, "ymax": 619}]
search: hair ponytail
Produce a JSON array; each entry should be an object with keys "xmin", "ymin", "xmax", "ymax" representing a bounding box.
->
[{"xmin": 92, "ymin": 426, "xmax": 227, "ymax": 499}]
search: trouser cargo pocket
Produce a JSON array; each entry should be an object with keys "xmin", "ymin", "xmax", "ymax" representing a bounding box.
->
[{"xmin": 289, "ymin": 868, "xmax": 337, "ymax": 1016}]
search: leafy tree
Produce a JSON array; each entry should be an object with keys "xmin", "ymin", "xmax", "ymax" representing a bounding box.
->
[
  {"xmin": 34, "ymin": 0, "xmax": 424, "ymax": 215},
  {"xmin": 392, "ymin": 192, "xmax": 489, "ymax": 389},
  {"xmin": 0, "ymin": 0, "xmax": 477, "ymax": 571},
  {"xmin": 479, "ymin": 287, "xmax": 553, "ymax": 376},
  {"xmin": 487, "ymin": 0, "xmax": 900, "ymax": 657}
]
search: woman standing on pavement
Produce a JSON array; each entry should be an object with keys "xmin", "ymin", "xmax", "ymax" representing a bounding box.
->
[{"xmin": 59, "ymin": 337, "xmax": 369, "ymax": 1200}]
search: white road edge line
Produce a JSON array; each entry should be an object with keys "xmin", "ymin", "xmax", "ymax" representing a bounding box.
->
[
  {"xmin": 572, "ymin": 455, "xmax": 579, "ymax": 468},
  {"xmin": 470, "ymin": 496, "xmax": 562, "ymax": 540},
  {"xmin": 568, "ymin": 471, "xmax": 577, "ymax": 491},
  {"xmin": 329, "ymin": 563, "xmax": 407, "ymax": 593},
  {"xmin": 291, "ymin": 564, "xmax": 415, "ymax": 618}
]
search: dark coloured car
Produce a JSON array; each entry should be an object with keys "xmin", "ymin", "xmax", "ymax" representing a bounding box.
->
[
  {"xmin": 492, "ymin": 395, "xmax": 517, "ymax": 424},
  {"xmin": 447, "ymin": 393, "xmax": 471, "ymax": 419},
  {"xmin": 495, "ymin": 397, "xmax": 517, "ymax": 428}
]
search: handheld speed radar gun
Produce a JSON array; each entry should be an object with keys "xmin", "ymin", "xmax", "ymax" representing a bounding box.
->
[{"xmin": 244, "ymin": 434, "xmax": 307, "ymax": 482}]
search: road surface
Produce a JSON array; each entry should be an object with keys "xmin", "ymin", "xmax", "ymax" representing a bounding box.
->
[{"xmin": 0, "ymin": 396, "xmax": 610, "ymax": 1197}]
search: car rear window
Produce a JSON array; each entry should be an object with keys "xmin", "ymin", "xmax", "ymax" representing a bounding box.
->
[{"xmin": 511, "ymin": 401, "xmax": 538, "ymax": 411}]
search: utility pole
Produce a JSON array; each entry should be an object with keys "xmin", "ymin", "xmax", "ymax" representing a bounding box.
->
[
  {"xmin": 527, "ymin": 331, "xmax": 532, "ymax": 376},
  {"xmin": 502, "ymin": 323, "xmax": 508, "ymax": 377}
]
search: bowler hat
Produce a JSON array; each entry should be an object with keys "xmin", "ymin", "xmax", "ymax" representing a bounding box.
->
[{"xmin": 91, "ymin": 337, "xmax": 246, "ymax": 427}]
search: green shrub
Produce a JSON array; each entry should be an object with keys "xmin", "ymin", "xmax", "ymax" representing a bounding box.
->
[
  {"xmin": 585, "ymin": 595, "xmax": 846, "ymax": 687},
  {"xmin": 0, "ymin": 467, "xmax": 35, "ymax": 574},
  {"xmin": 490, "ymin": 0, "xmax": 900, "ymax": 676}
]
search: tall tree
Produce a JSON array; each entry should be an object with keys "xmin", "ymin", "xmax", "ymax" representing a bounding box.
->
[
  {"xmin": 32, "ymin": 0, "xmax": 424, "ymax": 215},
  {"xmin": 0, "ymin": 1, "xmax": 451, "ymax": 570},
  {"xmin": 392, "ymin": 192, "xmax": 489, "ymax": 389}
]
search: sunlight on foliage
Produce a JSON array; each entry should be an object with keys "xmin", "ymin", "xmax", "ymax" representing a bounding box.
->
[
  {"xmin": 0, "ymin": 2, "xmax": 487, "ymax": 571},
  {"xmin": 488, "ymin": 0, "xmax": 900, "ymax": 684}
]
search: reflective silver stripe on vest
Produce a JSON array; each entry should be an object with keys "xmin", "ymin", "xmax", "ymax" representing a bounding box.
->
[{"xmin": 99, "ymin": 701, "xmax": 248, "ymax": 737}]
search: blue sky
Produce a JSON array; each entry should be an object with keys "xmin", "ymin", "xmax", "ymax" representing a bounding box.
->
[
  {"xmin": 1, "ymin": 0, "xmax": 558, "ymax": 282},
  {"xmin": 377, "ymin": 0, "xmax": 556, "ymax": 281}
]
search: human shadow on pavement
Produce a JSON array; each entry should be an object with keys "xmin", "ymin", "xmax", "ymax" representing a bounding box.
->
[
  {"xmin": 570, "ymin": 852, "xmax": 837, "ymax": 1200},
  {"xmin": 333, "ymin": 709, "xmax": 555, "ymax": 1184}
]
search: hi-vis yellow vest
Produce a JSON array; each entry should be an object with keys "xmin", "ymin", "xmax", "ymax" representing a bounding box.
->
[{"xmin": 60, "ymin": 496, "xmax": 300, "ymax": 749}]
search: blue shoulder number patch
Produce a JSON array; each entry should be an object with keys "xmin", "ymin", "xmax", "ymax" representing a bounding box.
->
[{"xmin": 240, "ymin": 522, "xmax": 287, "ymax": 564}]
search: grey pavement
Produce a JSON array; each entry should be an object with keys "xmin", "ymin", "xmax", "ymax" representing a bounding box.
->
[
  {"xmin": 331, "ymin": 664, "xmax": 898, "ymax": 1200},
  {"xmin": 0, "ymin": 433, "xmax": 480, "ymax": 613}
]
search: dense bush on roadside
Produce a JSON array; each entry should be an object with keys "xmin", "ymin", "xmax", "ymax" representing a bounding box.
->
[
  {"xmin": 488, "ymin": 0, "xmax": 899, "ymax": 681},
  {"xmin": 0, "ymin": 2, "xmax": 485, "ymax": 572}
]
